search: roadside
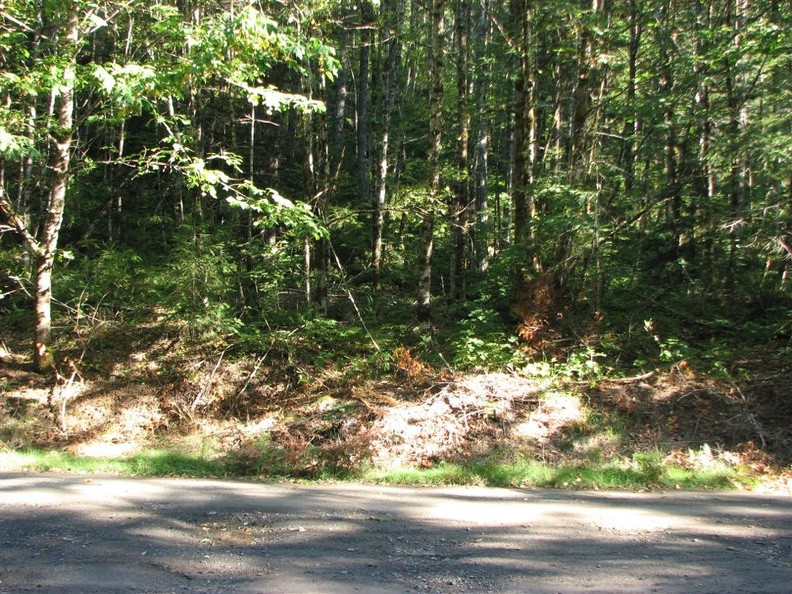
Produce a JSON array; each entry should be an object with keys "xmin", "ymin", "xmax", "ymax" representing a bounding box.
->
[{"xmin": 1, "ymin": 473, "xmax": 790, "ymax": 593}]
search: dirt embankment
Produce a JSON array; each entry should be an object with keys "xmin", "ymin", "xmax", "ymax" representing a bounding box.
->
[{"xmin": 1, "ymin": 322, "xmax": 791, "ymax": 486}]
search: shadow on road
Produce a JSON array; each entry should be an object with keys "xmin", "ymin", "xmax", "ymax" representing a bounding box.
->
[{"xmin": 1, "ymin": 473, "xmax": 790, "ymax": 593}]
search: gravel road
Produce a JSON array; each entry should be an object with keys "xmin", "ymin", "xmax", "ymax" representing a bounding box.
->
[{"xmin": 1, "ymin": 473, "xmax": 790, "ymax": 593}]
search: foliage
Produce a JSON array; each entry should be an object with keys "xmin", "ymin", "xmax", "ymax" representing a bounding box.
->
[
  {"xmin": 0, "ymin": 244, "xmax": 31, "ymax": 312},
  {"xmin": 449, "ymin": 306, "xmax": 527, "ymax": 370},
  {"xmin": 159, "ymin": 232, "xmax": 243, "ymax": 338},
  {"xmin": 555, "ymin": 347, "xmax": 609, "ymax": 382}
]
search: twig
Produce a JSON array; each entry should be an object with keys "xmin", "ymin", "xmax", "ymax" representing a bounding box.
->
[
  {"xmin": 745, "ymin": 413, "xmax": 766, "ymax": 448},
  {"xmin": 730, "ymin": 381, "xmax": 747, "ymax": 402},
  {"xmin": 676, "ymin": 387, "xmax": 716, "ymax": 401},
  {"xmin": 48, "ymin": 358, "xmax": 83, "ymax": 432},
  {"xmin": 692, "ymin": 414, "xmax": 701, "ymax": 441},
  {"xmin": 326, "ymin": 240, "xmax": 381, "ymax": 352},
  {"xmin": 227, "ymin": 349, "xmax": 271, "ymax": 417},
  {"xmin": 191, "ymin": 345, "xmax": 231, "ymax": 412},
  {"xmin": 604, "ymin": 370, "xmax": 656, "ymax": 384},
  {"xmin": 437, "ymin": 352, "xmax": 455, "ymax": 377},
  {"xmin": 228, "ymin": 326, "xmax": 303, "ymax": 414},
  {"xmin": 344, "ymin": 288, "xmax": 381, "ymax": 351},
  {"xmin": 572, "ymin": 370, "xmax": 655, "ymax": 385}
]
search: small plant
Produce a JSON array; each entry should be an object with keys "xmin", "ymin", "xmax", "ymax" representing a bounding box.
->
[
  {"xmin": 633, "ymin": 451, "xmax": 667, "ymax": 484},
  {"xmin": 644, "ymin": 319, "xmax": 690, "ymax": 366},
  {"xmin": 157, "ymin": 230, "xmax": 243, "ymax": 340},
  {"xmin": 450, "ymin": 307, "xmax": 528, "ymax": 370},
  {"xmin": 555, "ymin": 347, "xmax": 607, "ymax": 381}
]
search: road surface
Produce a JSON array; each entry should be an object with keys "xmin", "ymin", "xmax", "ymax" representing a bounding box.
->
[{"xmin": 1, "ymin": 473, "xmax": 790, "ymax": 593}]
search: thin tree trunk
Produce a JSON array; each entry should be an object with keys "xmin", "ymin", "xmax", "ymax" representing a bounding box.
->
[
  {"xmin": 450, "ymin": 0, "xmax": 472, "ymax": 301},
  {"xmin": 357, "ymin": 1, "xmax": 373, "ymax": 209},
  {"xmin": 473, "ymin": 0, "xmax": 491, "ymax": 272},
  {"xmin": 511, "ymin": 0, "xmax": 536, "ymax": 250},
  {"xmin": 568, "ymin": 0, "xmax": 597, "ymax": 175},
  {"xmin": 725, "ymin": 0, "xmax": 751, "ymax": 290},
  {"xmin": 622, "ymin": 0, "xmax": 641, "ymax": 195},
  {"xmin": 658, "ymin": 2, "xmax": 680, "ymax": 253},
  {"xmin": 693, "ymin": 0, "xmax": 715, "ymax": 286},
  {"xmin": 417, "ymin": 0, "xmax": 445, "ymax": 323},
  {"xmin": 329, "ymin": 13, "xmax": 350, "ymax": 172},
  {"xmin": 303, "ymin": 81, "xmax": 329, "ymax": 315},
  {"xmin": 372, "ymin": 0, "xmax": 404, "ymax": 291},
  {"xmin": 784, "ymin": 175, "xmax": 792, "ymax": 289}
]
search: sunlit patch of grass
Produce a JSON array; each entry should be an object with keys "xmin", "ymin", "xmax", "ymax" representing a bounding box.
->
[
  {"xmin": 364, "ymin": 462, "xmax": 487, "ymax": 486},
  {"xmin": 123, "ymin": 450, "xmax": 224, "ymax": 476},
  {"xmin": 0, "ymin": 448, "xmax": 226, "ymax": 477},
  {"xmin": 664, "ymin": 465, "xmax": 748, "ymax": 490},
  {"xmin": 0, "ymin": 447, "xmax": 749, "ymax": 490},
  {"xmin": 1, "ymin": 449, "xmax": 119, "ymax": 474},
  {"xmin": 0, "ymin": 449, "xmax": 43, "ymax": 471},
  {"xmin": 363, "ymin": 457, "xmax": 744, "ymax": 490}
]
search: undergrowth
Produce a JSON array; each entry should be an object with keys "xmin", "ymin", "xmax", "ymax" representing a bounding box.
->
[{"xmin": 1, "ymin": 284, "xmax": 789, "ymax": 492}]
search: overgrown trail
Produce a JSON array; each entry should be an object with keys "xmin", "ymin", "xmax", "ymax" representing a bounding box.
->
[{"xmin": 1, "ymin": 473, "xmax": 790, "ymax": 593}]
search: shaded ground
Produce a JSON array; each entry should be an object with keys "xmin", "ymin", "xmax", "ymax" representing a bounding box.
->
[
  {"xmin": 1, "ymin": 320, "xmax": 791, "ymax": 487},
  {"xmin": 1, "ymin": 473, "xmax": 790, "ymax": 594}
]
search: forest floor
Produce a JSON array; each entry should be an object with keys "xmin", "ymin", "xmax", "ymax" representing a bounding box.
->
[{"xmin": 0, "ymin": 319, "xmax": 791, "ymax": 492}]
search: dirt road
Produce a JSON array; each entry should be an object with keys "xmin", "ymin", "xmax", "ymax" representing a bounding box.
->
[{"xmin": 0, "ymin": 473, "xmax": 789, "ymax": 593}]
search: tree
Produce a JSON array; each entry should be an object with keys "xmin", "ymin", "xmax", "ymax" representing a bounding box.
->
[
  {"xmin": 510, "ymin": 0, "xmax": 535, "ymax": 251},
  {"xmin": 0, "ymin": 0, "xmax": 336, "ymax": 370},
  {"xmin": 449, "ymin": 0, "xmax": 472, "ymax": 301},
  {"xmin": 371, "ymin": 0, "xmax": 405, "ymax": 291},
  {"xmin": 471, "ymin": 0, "xmax": 492, "ymax": 273},
  {"xmin": 1, "ymin": 1, "xmax": 83, "ymax": 371},
  {"xmin": 416, "ymin": 0, "xmax": 445, "ymax": 323}
]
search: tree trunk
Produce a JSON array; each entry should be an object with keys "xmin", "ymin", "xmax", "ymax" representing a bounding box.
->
[
  {"xmin": 472, "ymin": 0, "xmax": 491, "ymax": 273},
  {"xmin": 657, "ymin": 1, "xmax": 680, "ymax": 253},
  {"xmin": 372, "ymin": 0, "xmax": 404, "ymax": 291},
  {"xmin": 725, "ymin": 0, "xmax": 751, "ymax": 290},
  {"xmin": 32, "ymin": 6, "xmax": 79, "ymax": 372},
  {"xmin": 417, "ymin": 0, "xmax": 445, "ymax": 323},
  {"xmin": 568, "ymin": 0, "xmax": 597, "ymax": 175},
  {"xmin": 692, "ymin": 0, "xmax": 715, "ymax": 285},
  {"xmin": 784, "ymin": 175, "xmax": 792, "ymax": 289},
  {"xmin": 511, "ymin": 0, "xmax": 536, "ymax": 250},
  {"xmin": 450, "ymin": 0, "xmax": 472, "ymax": 301},
  {"xmin": 329, "ymin": 13, "xmax": 350, "ymax": 173},
  {"xmin": 357, "ymin": 1, "xmax": 374, "ymax": 209},
  {"xmin": 622, "ymin": 0, "xmax": 642, "ymax": 195}
]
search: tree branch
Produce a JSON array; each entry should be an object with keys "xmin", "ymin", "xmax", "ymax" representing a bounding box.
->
[{"xmin": 0, "ymin": 190, "xmax": 41, "ymax": 255}]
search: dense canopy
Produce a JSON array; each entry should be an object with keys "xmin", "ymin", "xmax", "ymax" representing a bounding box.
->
[{"xmin": 1, "ymin": 0, "xmax": 790, "ymax": 372}]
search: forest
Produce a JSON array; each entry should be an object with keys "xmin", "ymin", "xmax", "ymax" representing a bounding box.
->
[{"xmin": 1, "ymin": 0, "xmax": 790, "ymax": 487}]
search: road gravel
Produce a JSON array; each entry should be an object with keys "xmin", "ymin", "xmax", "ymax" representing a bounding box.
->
[{"xmin": 1, "ymin": 473, "xmax": 790, "ymax": 593}]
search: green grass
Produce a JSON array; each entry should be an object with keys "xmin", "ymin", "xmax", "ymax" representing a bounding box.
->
[
  {"xmin": 0, "ymin": 449, "xmax": 225, "ymax": 477},
  {"xmin": 362, "ymin": 458, "xmax": 743, "ymax": 490},
  {"xmin": 0, "ymin": 447, "xmax": 749, "ymax": 490}
]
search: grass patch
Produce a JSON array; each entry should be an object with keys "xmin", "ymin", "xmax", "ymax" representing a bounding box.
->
[
  {"xmin": 124, "ymin": 450, "xmax": 225, "ymax": 476},
  {"xmin": 362, "ymin": 456, "xmax": 743, "ymax": 490},
  {"xmin": 0, "ymin": 447, "xmax": 749, "ymax": 490},
  {"xmin": 0, "ymin": 449, "xmax": 226, "ymax": 477},
  {"xmin": 664, "ymin": 465, "xmax": 749, "ymax": 490}
]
